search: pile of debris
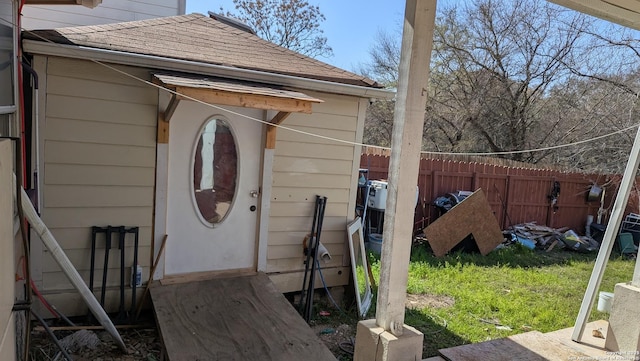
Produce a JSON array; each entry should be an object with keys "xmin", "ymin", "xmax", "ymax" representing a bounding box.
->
[{"xmin": 504, "ymin": 222, "xmax": 599, "ymax": 252}]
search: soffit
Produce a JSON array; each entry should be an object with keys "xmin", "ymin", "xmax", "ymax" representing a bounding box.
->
[
  {"xmin": 549, "ymin": 0, "xmax": 640, "ymax": 30},
  {"xmin": 24, "ymin": 0, "xmax": 101, "ymax": 7}
]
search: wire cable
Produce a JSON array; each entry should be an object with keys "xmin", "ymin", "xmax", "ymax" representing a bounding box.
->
[
  {"xmin": 315, "ymin": 259, "xmax": 346, "ymax": 315},
  {"xmin": 4, "ymin": 16, "xmax": 640, "ymax": 158}
]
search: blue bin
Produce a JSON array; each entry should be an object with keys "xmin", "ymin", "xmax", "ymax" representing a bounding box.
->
[{"xmin": 368, "ymin": 233, "xmax": 383, "ymax": 254}]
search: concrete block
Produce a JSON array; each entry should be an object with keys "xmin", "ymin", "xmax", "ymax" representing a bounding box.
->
[
  {"xmin": 354, "ymin": 319, "xmax": 424, "ymax": 361},
  {"xmin": 605, "ymin": 282, "xmax": 640, "ymax": 352}
]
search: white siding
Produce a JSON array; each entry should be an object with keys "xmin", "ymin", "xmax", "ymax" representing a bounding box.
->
[
  {"xmin": 35, "ymin": 56, "xmax": 157, "ymax": 314},
  {"xmin": 0, "ymin": 140, "xmax": 15, "ymax": 361},
  {"xmin": 22, "ymin": 0, "xmax": 185, "ymax": 29},
  {"xmin": 267, "ymin": 92, "xmax": 366, "ymax": 292}
]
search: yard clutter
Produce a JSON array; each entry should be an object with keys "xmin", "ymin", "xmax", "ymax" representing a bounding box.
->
[
  {"xmin": 504, "ymin": 223, "xmax": 599, "ymax": 253},
  {"xmin": 423, "ymin": 188, "xmax": 602, "ymax": 257}
]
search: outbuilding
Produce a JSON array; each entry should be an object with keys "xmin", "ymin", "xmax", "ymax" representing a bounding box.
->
[{"xmin": 21, "ymin": 13, "xmax": 392, "ymax": 315}]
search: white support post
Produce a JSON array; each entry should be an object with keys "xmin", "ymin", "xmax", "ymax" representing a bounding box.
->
[
  {"xmin": 375, "ymin": 0, "xmax": 437, "ymax": 336},
  {"xmin": 572, "ymin": 124, "xmax": 640, "ymax": 341}
]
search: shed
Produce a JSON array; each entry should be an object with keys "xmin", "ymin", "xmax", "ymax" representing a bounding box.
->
[{"xmin": 21, "ymin": 13, "xmax": 392, "ymax": 315}]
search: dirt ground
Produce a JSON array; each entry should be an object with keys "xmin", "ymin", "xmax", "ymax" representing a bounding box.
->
[
  {"xmin": 29, "ymin": 326, "xmax": 162, "ymax": 361},
  {"xmin": 28, "ymin": 293, "xmax": 451, "ymax": 360}
]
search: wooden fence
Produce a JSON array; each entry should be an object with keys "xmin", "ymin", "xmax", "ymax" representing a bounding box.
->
[{"xmin": 360, "ymin": 149, "xmax": 638, "ymax": 234}]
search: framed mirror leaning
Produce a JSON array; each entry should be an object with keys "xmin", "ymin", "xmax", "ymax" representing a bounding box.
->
[{"xmin": 347, "ymin": 217, "xmax": 373, "ymax": 318}]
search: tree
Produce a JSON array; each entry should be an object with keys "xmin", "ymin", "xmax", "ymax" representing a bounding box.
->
[
  {"xmin": 359, "ymin": 0, "xmax": 640, "ymax": 172},
  {"xmin": 223, "ymin": 0, "xmax": 332, "ymax": 58}
]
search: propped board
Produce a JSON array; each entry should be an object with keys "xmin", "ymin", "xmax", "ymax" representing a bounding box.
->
[
  {"xmin": 439, "ymin": 331, "xmax": 589, "ymax": 361},
  {"xmin": 150, "ymin": 272, "xmax": 337, "ymax": 361},
  {"xmin": 424, "ymin": 189, "xmax": 503, "ymax": 257}
]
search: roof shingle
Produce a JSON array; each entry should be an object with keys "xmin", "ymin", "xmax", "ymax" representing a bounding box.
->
[{"xmin": 25, "ymin": 13, "xmax": 381, "ymax": 88}]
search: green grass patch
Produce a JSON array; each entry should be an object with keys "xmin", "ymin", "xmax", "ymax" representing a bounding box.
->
[{"xmin": 364, "ymin": 244, "xmax": 635, "ymax": 358}]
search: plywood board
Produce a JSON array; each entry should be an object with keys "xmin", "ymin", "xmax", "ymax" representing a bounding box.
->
[
  {"xmin": 439, "ymin": 331, "xmax": 589, "ymax": 361},
  {"xmin": 151, "ymin": 273, "xmax": 337, "ymax": 361},
  {"xmin": 544, "ymin": 320, "xmax": 609, "ymax": 359},
  {"xmin": 424, "ymin": 189, "xmax": 504, "ymax": 257}
]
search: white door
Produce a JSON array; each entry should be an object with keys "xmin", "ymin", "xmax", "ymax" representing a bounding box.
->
[{"xmin": 164, "ymin": 101, "xmax": 263, "ymax": 275}]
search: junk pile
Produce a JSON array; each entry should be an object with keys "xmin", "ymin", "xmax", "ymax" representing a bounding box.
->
[
  {"xmin": 423, "ymin": 188, "xmax": 601, "ymax": 256},
  {"xmin": 503, "ymin": 222, "xmax": 599, "ymax": 253}
]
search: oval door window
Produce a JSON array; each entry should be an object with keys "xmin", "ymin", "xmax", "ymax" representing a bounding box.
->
[{"xmin": 192, "ymin": 118, "xmax": 238, "ymax": 225}]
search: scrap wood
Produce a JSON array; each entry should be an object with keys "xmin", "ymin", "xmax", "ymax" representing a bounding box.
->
[
  {"xmin": 424, "ymin": 189, "xmax": 504, "ymax": 257},
  {"xmin": 507, "ymin": 222, "xmax": 568, "ymax": 248},
  {"xmin": 546, "ymin": 240, "xmax": 559, "ymax": 252}
]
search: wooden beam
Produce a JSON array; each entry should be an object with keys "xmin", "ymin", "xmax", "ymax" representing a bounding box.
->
[
  {"xmin": 549, "ymin": 0, "xmax": 640, "ymax": 31},
  {"xmin": 265, "ymin": 112, "xmax": 291, "ymax": 149},
  {"xmin": 375, "ymin": 0, "xmax": 437, "ymax": 337},
  {"xmin": 164, "ymin": 94, "xmax": 180, "ymax": 122},
  {"xmin": 603, "ymin": 0, "xmax": 640, "ymax": 14},
  {"xmin": 176, "ymin": 86, "xmax": 313, "ymax": 114},
  {"xmin": 270, "ymin": 111, "xmax": 291, "ymax": 125},
  {"xmin": 572, "ymin": 123, "xmax": 640, "ymax": 341},
  {"xmin": 157, "ymin": 112, "xmax": 169, "ymax": 144}
]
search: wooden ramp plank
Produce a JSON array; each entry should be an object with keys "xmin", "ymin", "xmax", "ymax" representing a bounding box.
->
[
  {"xmin": 151, "ymin": 272, "xmax": 336, "ymax": 361},
  {"xmin": 545, "ymin": 320, "xmax": 610, "ymax": 359},
  {"xmin": 439, "ymin": 331, "xmax": 590, "ymax": 361}
]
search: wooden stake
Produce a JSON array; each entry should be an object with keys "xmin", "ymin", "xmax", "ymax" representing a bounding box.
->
[{"xmin": 135, "ymin": 234, "xmax": 168, "ymax": 319}]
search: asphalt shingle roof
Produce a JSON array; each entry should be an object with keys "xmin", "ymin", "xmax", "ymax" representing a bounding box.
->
[{"xmin": 25, "ymin": 13, "xmax": 381, "ymax": 88}]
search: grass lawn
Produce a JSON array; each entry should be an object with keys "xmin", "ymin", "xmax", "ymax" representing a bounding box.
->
[{"xmin": 320, "ymin": 244, "xmax": 636, "ymax": 359}]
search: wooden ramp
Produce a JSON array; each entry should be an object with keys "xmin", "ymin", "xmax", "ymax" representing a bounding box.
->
[
  {"xmin": 437, "ymin": 321, "xmax": 610, "ymax": 361},
  {"xmin": 150, "ymin": 272, "xmax": 337, "ymax": 361}
]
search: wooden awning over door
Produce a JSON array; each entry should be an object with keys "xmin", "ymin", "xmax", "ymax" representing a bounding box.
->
[{"xmin": 152, "ymin": 73, "xmax": 323, "ymax": 148}]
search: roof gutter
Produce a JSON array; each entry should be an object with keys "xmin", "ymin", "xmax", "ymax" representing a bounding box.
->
[{"xmin": 23, "ymin": 40, "xmax": 395, "ymax": 99}]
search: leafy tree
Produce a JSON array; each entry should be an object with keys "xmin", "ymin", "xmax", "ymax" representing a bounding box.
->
[
  {"xmin": 223, "ymin": 0, "xmax": 332, "ymax": 58},
  {"xmin": 359, "ymin": 0, "xmax": 640, "ymax": 172}
]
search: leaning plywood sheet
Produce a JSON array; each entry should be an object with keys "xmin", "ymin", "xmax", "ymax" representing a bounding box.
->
[
  {"xmin": 424, "ymin": 189, "xmax": 503, "ymax": 257},
  {"xmin": 151, "ymin": 272, "xmax": 337, "ymax": 361},
  {"xmin": 439, "ymin": 331, "xmax": 590, "ymax": 361}
]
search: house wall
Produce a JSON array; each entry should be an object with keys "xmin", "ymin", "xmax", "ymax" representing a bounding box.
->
[
  {"xmin": 31, "ymin": 55, "xmax": 157, "ymax": 315},
  {"xmin": 22, "ymin": 0, "xmax": 185, "ymax": 29},
  {"xmin": 0, "ymin": 140, "xmax": 15, "ymax": 361},
  {"xmin": 267, "ymin": 92, "xmax": 367, "ymax": 292},
  {"xmin": 30, "ymin": 55, "xmax": 370, "ymax": 309}
]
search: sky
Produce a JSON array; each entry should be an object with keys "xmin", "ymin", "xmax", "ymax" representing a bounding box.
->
[{"xmin": 185, "ymin": 1, "xmax": 408, "ymax": 72}]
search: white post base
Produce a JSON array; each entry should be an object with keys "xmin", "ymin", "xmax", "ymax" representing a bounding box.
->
[
  {"xmin": 354, "ymin": 319, "xmax": 424, "ymax": 361},
  {"xmin": 605, "ymin": 282, "xmax": 640, "ymax": 352}
]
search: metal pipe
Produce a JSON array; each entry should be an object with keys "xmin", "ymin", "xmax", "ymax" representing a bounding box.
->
[
  {"xmin": 130, "ymin": 226, "xmax": 139, "ymax": 322},
  {"xmin": 21, "ymin": 61, "xmax": 41, "ymax": 212},
  {"xmin": 31, "ymin": 310, "xmax": 73, "ymax": 361}
]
